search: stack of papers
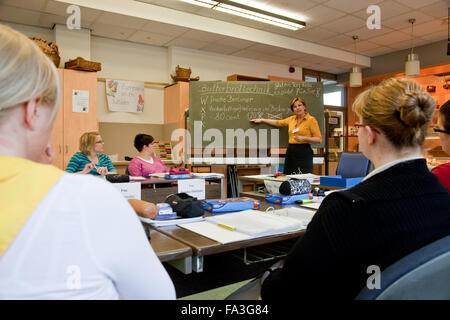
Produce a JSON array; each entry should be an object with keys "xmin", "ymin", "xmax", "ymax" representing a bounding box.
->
[
  {"xmin": 129, "ymin": 176, "xmax": 148, "ymax": 181},
  {"xmin": 180, "ymin": 208, "xmax": 316, "ymax": 244},
  {"xmin": 192, "ymin": 173, "xmax": 224, "ymax": 179},
  {"xmin": 286, "ymin": 173, "xmax": 321, "ymax": 184},
  {"xmin": 140, "ymin": 216, "xmax": 204, "ymax": 227},
  {"xmin": 149, "ymin": 173, "xmax": 169, "ymax": 178}
]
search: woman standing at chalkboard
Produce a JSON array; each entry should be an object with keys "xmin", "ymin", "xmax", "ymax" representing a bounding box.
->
[{"xmin": 251, "ymin": 97, "xmax": 322, "ymax": 174}]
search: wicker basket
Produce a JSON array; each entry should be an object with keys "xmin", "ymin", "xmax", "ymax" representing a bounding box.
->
[
  {"xmin": 29, "ymin": 37, "xmax": 60, "ymax": 68},
  {"xmin": 175, "ymin": 65, "xmax": 191, "ymax": 78},
  {"xmin": 65, "ymin": 57, "xmax": 102, "ymax": 72}
]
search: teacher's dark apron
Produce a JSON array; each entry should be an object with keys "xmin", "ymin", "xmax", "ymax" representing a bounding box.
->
[{"xmin": 283, "ymin": 143, "xmax": 313, "ymax": 174}]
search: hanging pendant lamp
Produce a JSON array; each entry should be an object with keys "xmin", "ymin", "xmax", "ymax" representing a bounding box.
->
[
  {"xmin": 405, "ymin": 18, "xmax": 420, "ymax": 77},
  {"xmin": 349, "ymin": 35, "xmax": 362, "ymax": 87}
]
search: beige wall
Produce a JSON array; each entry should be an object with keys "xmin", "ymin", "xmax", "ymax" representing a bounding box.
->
[{"xmin": 99, "ymin": 123, "xmax": 165, "ymax": 160}]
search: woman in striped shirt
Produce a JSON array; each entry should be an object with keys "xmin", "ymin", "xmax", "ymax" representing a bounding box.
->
[{"xmin": 66, "ymin": 132, "xmax": 116, "ymax": 176}]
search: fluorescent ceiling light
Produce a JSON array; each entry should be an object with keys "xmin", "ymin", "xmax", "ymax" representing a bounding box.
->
[{"xmin": 178, "ymin": 0, "xmax": 306, "ymax": 30}]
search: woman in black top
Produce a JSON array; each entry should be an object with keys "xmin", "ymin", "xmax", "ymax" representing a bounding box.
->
[{"xmin": 261, "ymin": 78, "xmax": 450, "ymax": 300}]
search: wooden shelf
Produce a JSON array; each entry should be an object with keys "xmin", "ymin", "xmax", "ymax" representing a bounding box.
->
[{"xmin": 227, "ymin": 74, "xmax": 269, "ymax": 81}]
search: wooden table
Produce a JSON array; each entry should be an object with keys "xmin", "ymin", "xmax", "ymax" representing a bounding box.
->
[
  {"xmin": 153, "ymin": 201, "xmax": 308, "ymax": 273},
  {"xmin": 147, "ymin": 228, "xmax": 193, "ymax": 274}
]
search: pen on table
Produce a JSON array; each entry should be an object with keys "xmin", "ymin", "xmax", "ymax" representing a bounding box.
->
[
  {"xmin": 299, "ymin": 199, "xmax": 312, "ymax": 204},
  {"xmin": 217, "ymin": 223, "xmax": 236, "ymax": 231}
]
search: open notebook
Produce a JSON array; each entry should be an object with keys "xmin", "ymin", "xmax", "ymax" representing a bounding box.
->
[{"xmin": 180, "ymin": 208, "xmax": 316, "ymax": 244}]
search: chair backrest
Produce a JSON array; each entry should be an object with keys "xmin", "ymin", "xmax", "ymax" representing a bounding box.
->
[
  {"xmin": 336, "ymin": 152, "xmax": 371, "ymax": 178},
  {"xmin": 355, "ymin": 235, "xmax": 450, "ymax": 300}
]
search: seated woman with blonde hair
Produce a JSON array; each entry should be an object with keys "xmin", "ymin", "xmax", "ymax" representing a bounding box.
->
[
  {"xmin": 260, "ymin": 78, "xmax": 450, "ymax": 300},
  {"xmin": 65, "ymin": 131, "xmax": 116, "ymax": 176},
  {"xmin": 0, "ymin": 24, "xmax": 175, "ymax": 299},
  {"xmin": 431, "ymin": 100, "xmax": 450, "ymax": 192}
]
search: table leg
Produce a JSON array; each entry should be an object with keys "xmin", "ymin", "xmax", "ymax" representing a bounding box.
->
[
  {"xmin": 167, "ymin": 256, "xmax": 192, "ymax": 275},
  {"xmin": 192, "ymin": 256, "xmax": 204, "ymax": 273}
]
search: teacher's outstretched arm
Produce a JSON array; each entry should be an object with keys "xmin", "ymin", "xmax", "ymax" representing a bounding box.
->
[{"xmin": 250, "ymin": 118, "xmax": 278, "ymax": 126}]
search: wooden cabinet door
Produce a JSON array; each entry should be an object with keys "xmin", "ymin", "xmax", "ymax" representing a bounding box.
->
[
  {"xmin": 62, "ymin": 69, "xmax": 98, "ymax": 168},
  {"xmin": 50, "ymin": 69, "xmax": 64, "ymax": 169}
]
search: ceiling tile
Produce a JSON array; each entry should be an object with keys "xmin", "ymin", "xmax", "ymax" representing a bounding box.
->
[
  {"xmin": 320, "ymin": 15, "xmax": 366, "ymax": 34},
  {"xmin": 90, "ymin": 22, "xmax": 137, "ymax": 40},
  {"xmin": 360, "ymin": 45, "xmax": 393, "ymax": 57},
  {"xmin": 195, "ymin": 7, "xmax": 238, "ymax": 23},
  {"xmin": 258, "ymin": 55, "xmax": 294, "ymax": 65},
  {"xmin": 321, "ymin": 34, "xmax": 355, "ymax": 48},
  {"xmin": 340, "ymin": 40, "xmax": 380, "ymax": 53},
  {"xmin": 369, "ymin": 30, "xmax": 413, "ymax": 46},
  {"xmin": 0, "ymin": 5, "xmax": 42, "ymax": 26},
  {"xmin": 231, "ymin": 48, "xmax": 268, "ymax": 60},
  {"xmin": 97, "ymin": 12, "xmax": 148, "ymax": 29},
  {"xmin": 182, "ymin": 29, "xmax": 225, "ymax": 42},
  {"xmin": 293, "ymin": 26, "xmax": 338, "ymax": 42},
  {"xmin": 127, "ymin": 30, "xmax": 174, "ymax": 46},
  {"xmin": 394, "ymin": 0, "xmax": 442, "ymax": 9},
  {"xmin": 1, "ymin": 0, "xmax": 46, "ymax": 11},
  {"xmin": 352, "ymin": 1, "xmax": 414, "ymax": 21},
  {"xmin": 228, "ymin": 16, "xmax": 273, "ymax": 30},
  {"xmin": 165, "ymin": 37, "xmax": 210, "ymax": 50},
  {"xmin": 275, "ymin": 49, "xmax": 308, "ymax": 59},
  {"xmin": 199, "ymin": 43, "xmax": 243, "ymax": 55},
  {"xmin": 141, "ymin": 21, "xmax": 189, "ymax": 37},
  {"xmin": 216, "ymin": 37, "xmax": 254, "ymax": 49},
  {"xmin": 323, "ymin": 0, "xmax": 383, "ymax": 14},
  {"xmin": 420, "ymin": 29, "xmax": 448, "ymax": 42},
  {"xmin": 344, "ymin": 25, "xmax": 394, "ymax": 41},
  {"xmin": 382, "ymin": 11, "xmax": 435, "ymax": 30},
  {"xmin": 246, "ymin": 43, "xmax": 285, "ymax": 54},
  {"xmin": 140, "ymin": 0, "xmax": 201, "ymax": 14},
  {"xmin": 397, "ymin": 19, "xmax": 448, "ymax": 37},
  {"xmin": 45, "ymin": 0, "xmax": 101, "ymax": 22},
  {"xmin": 265, "ymin": 0, "xmax": 319, "ymax": 14},
  {"xmin": 302, "ymin": 5, "xmax": 347, "ymax": 26},
  {"xmin": 418, "ymin": 0, "xmax": 450, "ymax": 18},
  {"xmin": 387, "ymin": 38, "xmax": 429, "ymax": 51}
]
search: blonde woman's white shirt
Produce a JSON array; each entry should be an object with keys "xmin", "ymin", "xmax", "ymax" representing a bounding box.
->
[{"xmin": 0, "ymin": 174, "xmax": 175, "ymax": 300}]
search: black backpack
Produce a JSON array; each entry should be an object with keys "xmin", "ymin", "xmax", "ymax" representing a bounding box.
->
[{"xmin": 165, "ymin": 193, "xmax": 204, "ymax": 218}]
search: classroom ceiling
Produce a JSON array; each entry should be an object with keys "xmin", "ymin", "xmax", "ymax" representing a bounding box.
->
[{"xmin": 0, "ymin": 0, "xmax": 449, "ymax": 75}]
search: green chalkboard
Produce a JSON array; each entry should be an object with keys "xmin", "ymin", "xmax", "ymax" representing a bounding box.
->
[{"xmin": 189, "ymin": 81, "xmax": 324, "ymax": 149}]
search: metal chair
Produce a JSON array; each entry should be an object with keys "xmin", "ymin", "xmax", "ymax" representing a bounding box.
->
[{"xmin": 356, "ymin": 235, "xmax": 450, "ymax": 300}]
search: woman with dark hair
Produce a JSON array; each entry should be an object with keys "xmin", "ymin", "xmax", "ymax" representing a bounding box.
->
[
  {"xmin": 431, "ymin": 100, "xmax": 450, "ymax": 192},
  {"xmin": 250, "ymin": 97, "xmax": 322, "ymax": 174},
  {"xmin": 260, "ymin": 78, "xmax": 450, "ymax": 300},
  {"xmin": 128, "ymin": 133, "xmax": 168, "ymax": 177}
]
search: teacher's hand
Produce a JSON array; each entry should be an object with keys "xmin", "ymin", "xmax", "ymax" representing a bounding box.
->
[
  {"xmin": 294, "ymin": 136, "xmax": 307, "ymax": 142},
  {"xmin": 250, "ymin": 119, "xmax": 263, "ymax": 123}
]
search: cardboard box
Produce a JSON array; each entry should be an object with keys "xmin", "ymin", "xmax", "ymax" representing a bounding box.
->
[
  {"xmin": 265, "ymin": 193, "xmax": 311, "ymax": 204},
  {"xmin": 203, "ymin": 197, "xmax": 260, "ymax": 213},
  {"xmin": 319, "ymin": 175, "xmax": 363, "ymax": 188}
]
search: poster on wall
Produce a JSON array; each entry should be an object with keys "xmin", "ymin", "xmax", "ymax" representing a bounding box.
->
[{"xmin": 106, "ymin": 79, "xmax": 145, "ymax": 113}]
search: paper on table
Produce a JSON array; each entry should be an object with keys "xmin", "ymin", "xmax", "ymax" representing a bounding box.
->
[
  {"xmin": 180, "ymin": 221, "xmax": 252, "ymax": 244},
  {"xmin": 299, "ymin": 202, "xmax": 321, "ymax": 210}
]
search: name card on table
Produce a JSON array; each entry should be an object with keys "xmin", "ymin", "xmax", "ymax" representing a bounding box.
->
[
  {"xmin": 178, "ymin": 179, "xmax": 205, "ymax": 200},
  {"xmin": 112, "ymin": 182, "xmax": 141, "ymax": 200}
]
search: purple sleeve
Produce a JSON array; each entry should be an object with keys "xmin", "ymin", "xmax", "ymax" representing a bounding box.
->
[{"xmin": 128, "ymin": 158, "xmax": 142, "ymax": 176}]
